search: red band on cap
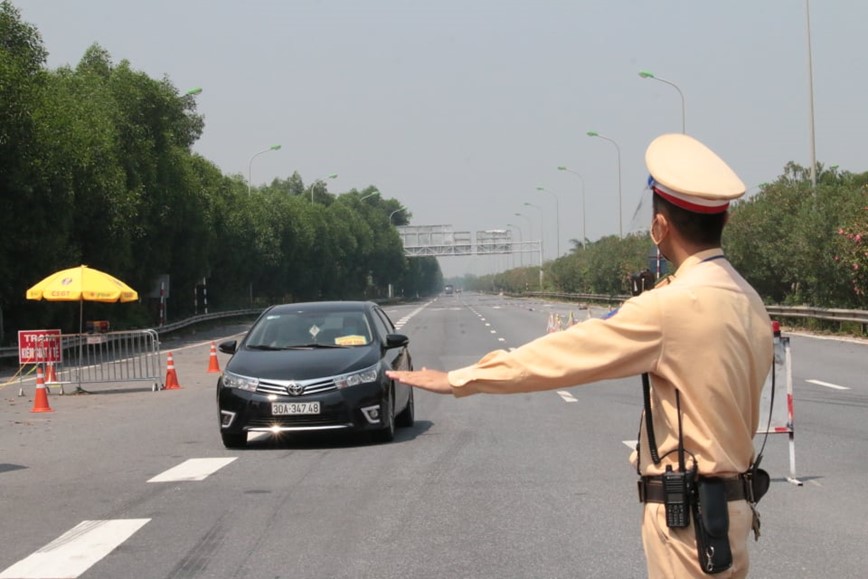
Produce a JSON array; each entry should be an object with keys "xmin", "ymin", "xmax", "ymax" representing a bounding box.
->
[{"xmin": 652, "ymin": 187, "xmax": 729, "ymax": 214}]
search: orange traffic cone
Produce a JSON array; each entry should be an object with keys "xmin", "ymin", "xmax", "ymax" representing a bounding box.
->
[
  {"xmin": 207, "ymin": 342, "xmax": 221, "ymax": 373},
  {"xmin": 164, "ymin": 351, "xmax": 181, "ymax": 390},
  {"xmin": 44, "ymin": 362, "xmax": 58, "ymax": 384},
  {"xmin": 31, "ymin": 367, "xmax": 54, "ymax": 413}
]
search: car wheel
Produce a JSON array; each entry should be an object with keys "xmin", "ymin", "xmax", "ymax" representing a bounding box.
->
[
  {"xmin": 396, "ymin": 386, "xmax": 414, "ymax": 428},
  {"xmin": 221, "ymin": 431, "xmax": 247, "ymax": 449},
  {"xmin": 371, "ymin": 389, "xmax": 396, "ymax": 443}
]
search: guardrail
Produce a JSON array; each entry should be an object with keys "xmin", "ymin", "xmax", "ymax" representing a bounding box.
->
[
  {"xmin": 764, "ymin": 305, "xmax": 868, "ymax": 327},
  {"xmin": 4, "ymin": 297, "xmax": 865, "ymax": 363},
  {"xmin": 521, "ymin": 292, "xmax": 868, "ymax": 334},
  {"xmin": 0, "ymin": 308, "xmax": 263, "ymax": 361}
]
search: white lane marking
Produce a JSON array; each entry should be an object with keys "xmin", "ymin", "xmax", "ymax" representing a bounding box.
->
[
  {"xmin": 806, "ymin": 379, "xmax": 850, "ymax": 391},
  {"xmin": 392, "ymin": 301, "xmax": 434, "ymax": 330},
  {"xmin": 0, "ymin": 519, "xmax": 150, "ymax": 579},
  {"xmin": 147, "ymin": 457, "xmax": 237, "ymax": 483},
  {"xmin": 489, "ymin": 330, "xmax": 497, "ymax": 334},
  {"xmin": 623, "ymin": 440, "xmax": 638, "ymax": 449},
  {"xmin": 498, "ymin": 338, "xmax": 506, "ymax": 342},
  {"xmin": 485, "ymin": 323, "xmax": 491, "ymax": 326},
  {"xmin": 557, "ymin": 391, "xmax": 577, "ymax": 403}
]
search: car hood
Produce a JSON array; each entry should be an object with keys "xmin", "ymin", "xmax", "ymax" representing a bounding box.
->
[{"xmin": 225, "ymin": 346, "xmax": 380, "ymax": 381}]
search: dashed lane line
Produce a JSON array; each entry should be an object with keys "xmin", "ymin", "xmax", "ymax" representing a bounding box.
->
[
  {"xmin": 147, "ymin": 457, "xmax": 237, "ymax": 483},
  {"xmin": 0, "ymin": 519, "xmax": 150, "ymax": 579},
  {"xmin": 557, "ymin": 391, "xmax": 578, "ymax": 403},
  {"xmin": 391, "ymin": 301, "xmax": 433, "ymax": 331},
  {"xmin": 806, "ymin": 379, "xmax": 850, "ymax": 391}
]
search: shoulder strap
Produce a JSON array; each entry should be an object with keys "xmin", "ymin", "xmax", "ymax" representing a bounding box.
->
[
  {"xmin": 641, "ymin": 373, "xmax": 661, "ymax": 467},
  {"xmin": 638, "ymin": 372, "xmax": 687, "ymax": 474}
]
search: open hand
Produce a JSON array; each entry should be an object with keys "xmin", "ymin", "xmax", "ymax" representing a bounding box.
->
[{"xmin": 386, "ymin": 367, "xmax": 453, "ymax": 395}]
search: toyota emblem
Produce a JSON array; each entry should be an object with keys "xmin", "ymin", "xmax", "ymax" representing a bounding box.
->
[{"xmin": 287, "ymin": 381, "xmax": 304, "ymax": 396}]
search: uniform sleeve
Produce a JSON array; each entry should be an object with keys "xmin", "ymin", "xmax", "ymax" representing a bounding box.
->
[{"xmin": 447, "ymin": 293, "xmax": 665, "ymax": 397}]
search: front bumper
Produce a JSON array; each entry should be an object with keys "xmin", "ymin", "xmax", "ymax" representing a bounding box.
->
[{"xmin": 218, "ymin": 381, "xmax": 388, "ymax": 434}]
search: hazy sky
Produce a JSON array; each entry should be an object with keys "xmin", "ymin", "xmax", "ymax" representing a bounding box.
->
[{"xmin": 16, "ymin": 0, "xmax": 868, "ymax": 276}]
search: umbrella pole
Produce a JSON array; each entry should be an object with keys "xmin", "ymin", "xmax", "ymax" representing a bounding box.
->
[{"xmin": 74, "ymin": 299, "xmax": 88, "ymax": 394}]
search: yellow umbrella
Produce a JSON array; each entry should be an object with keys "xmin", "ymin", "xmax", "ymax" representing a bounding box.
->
[
  {"xmin": 26, "ymin": 265, "xmax": 138, "ymax": 303},
  {"xmin": 26, "ymin": 265, "xmax": 139, "ymax": 393}
]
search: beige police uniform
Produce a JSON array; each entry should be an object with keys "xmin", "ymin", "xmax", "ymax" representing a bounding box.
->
[{"xmin": 446, "ymin": 134, "xmax": 773, "ymax": 578}]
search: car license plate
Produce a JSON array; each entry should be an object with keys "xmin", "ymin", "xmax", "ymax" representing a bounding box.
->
[{"xmin": 272, "ymin": 402, "xmax": 320, "ymax": 415}]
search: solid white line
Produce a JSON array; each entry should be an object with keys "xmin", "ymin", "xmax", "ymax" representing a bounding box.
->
[
  {"xmin": 557, "ymin": 391, "xmax": 577, "ymax": 403},
  {"xmin": 806, "ymin": 379, "xmax": 850, "ymax": 390},
  {"xmin": 147, "ymin": 457, "xmax": 237, "ymax": 483},
  {"xmin": 0, "ymin": 519, "xmax": 150, "ymax": 579}
]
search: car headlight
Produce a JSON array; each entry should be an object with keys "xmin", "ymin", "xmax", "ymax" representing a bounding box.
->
[
  {"xmin": 222, "ymin": 371, "xmax": 259, "ymax": 392},
  {"xmin": 335, "ymin": 363, "xmax": 380, "ymax": 389}
]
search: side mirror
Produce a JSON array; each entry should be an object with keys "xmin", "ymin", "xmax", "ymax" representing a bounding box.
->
[
  {"xmin": 218, "ymin": 340, "xmax": 237, "ymax": 355},
  {"xmin": 384, "ymin": 334, "xmax": 409, "ymax": 349}
]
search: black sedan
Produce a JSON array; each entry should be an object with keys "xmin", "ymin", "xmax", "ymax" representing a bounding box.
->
[{"xmin": 216, "ymin": 301, "xmax": 414, "ymax": 448}]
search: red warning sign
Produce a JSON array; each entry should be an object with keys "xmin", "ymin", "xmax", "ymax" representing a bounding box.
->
[{"xmin": 18, "ymin": 330, "xmax": 62, "ymax": 365}]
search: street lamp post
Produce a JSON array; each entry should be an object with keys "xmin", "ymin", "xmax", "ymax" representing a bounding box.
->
[
  {"xmin": 360, "ymin": 190, "xmax": 380, "ymax": 202},
  {"xmin": 248, "ymin": 144, "xmax": 282, "ymax": 194},
  {"xmin": 514, "ymin": 211, "xmax": 542, "ymax": 288},
  {"xmin": 523, "ymin": 202, "xmax": 545, "ymax": 261},
  {"xmin": 523, "ymin": 202, "xmax": 545, "ymax": 290},
  {"xmin": 310, "ymin": 173, "xmax": 339, "ymax": 203},
  {"xmin": 514, "ymin": 212, "xmax": 533, "ymax": 261},
  {"xmin": 535, "ymin": 186, "xmax": 560, "ymax": 258},
  {"xmin": 805, "ymin": 0, "xmax": 817, "ymax": 190},
  {"xmin": 639, "ymin": 71, "xmax": 686, "ymax": 134},
  {"xmin": 389, "ymin": 208, "xmax": 404, "ymax": 224},
  {"xmin": 587, "ymin": 131, "xmax": 622, "ymax": 238},
  {"xmin": 639, "ymin": 70, "xmax": 686, "ymax": 279},
  {"xmin": 506, "ymin": 223, "xmax": 523, "ymax": 267},
  {"xmin": 556, "ymin": 166, "xmax": 586, "ymax": 249}
]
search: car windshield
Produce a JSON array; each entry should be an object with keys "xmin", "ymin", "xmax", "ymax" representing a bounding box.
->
[{"xmin": 245, "ymin": 310, "xmax": 373, "ymax": 349}]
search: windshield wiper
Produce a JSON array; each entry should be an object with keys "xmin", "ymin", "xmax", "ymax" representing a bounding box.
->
[
  {"xmin": 245, "ymin": 344, "xmax": 284, "ymax": 350},
  {"xmin": 287, "ymin": 343, "xmax": 347, "ymax": 349}
]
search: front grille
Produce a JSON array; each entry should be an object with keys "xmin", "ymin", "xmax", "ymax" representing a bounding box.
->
[
  {"xmin": 247, "ymin": 414, "xmax": 346, "ymax": 427},
  {"xmin": 256, "ymin": 376, "xmax": 337, "ymax": 397}
]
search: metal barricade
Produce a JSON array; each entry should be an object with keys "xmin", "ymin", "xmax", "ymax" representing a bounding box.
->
[{"xmin": 51, "ymin": 330, "xmax": 162, "ymax": 393}]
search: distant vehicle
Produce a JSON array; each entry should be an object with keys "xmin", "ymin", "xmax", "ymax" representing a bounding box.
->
[
  {"xmin": 216, "ymin": 301, "xmax": 414, "ymax": 448},
  {"xmin": 444, "ymin": 284, "xmax": 454, "ymax": 295}
]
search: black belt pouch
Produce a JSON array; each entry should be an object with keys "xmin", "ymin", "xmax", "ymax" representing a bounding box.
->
[{"xmin": 692, "ymin": 478, "xmax": 733, "ymax": 574}]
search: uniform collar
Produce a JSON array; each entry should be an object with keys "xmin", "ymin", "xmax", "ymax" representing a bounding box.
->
[{"xmin": 672, "ymin": 247, "xmax": 725, "ymax": 280}]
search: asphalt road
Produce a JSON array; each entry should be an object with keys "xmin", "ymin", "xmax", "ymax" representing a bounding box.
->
[{"xmin": 0, "ymin": 294, "xmax": 865, "ymax": 578}]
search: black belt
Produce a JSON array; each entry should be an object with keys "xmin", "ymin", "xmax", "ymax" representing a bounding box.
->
[{"xmin": 637, "ymin": 475, "xmax": 748, "ymax": 504}]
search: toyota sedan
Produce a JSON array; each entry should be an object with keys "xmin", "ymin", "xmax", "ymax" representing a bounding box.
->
[{"xmin": 216, "ymin": 301, "xmax": 414, "ymax": 448}]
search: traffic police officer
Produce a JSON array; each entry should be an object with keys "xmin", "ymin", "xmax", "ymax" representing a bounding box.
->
[{"xmin": 387, "ymin": 133, "xmax": 773, "ymax": 578}]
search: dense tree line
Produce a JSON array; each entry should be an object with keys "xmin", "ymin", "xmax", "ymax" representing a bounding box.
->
[
  {"xmin": 0, "ymin": 2, "xmax": 442, "ymax": 342},
  {"xmin": 462, "ymin": 165, "xmax": 867, "ymax": 311},
  {"xmin": 4, "ymin": 2, "xmax": 864, "ymax": 343}
]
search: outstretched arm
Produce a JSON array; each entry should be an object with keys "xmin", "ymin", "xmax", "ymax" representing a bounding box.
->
[{"xmin": 386, "ymin": 368, "xmax": 453, "ymax": 395}]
